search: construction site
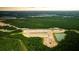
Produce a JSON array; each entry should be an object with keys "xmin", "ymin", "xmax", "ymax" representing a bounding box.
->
[{"xmin": 22, "ymin": 28, "xmax": 65, "ymax": 48}]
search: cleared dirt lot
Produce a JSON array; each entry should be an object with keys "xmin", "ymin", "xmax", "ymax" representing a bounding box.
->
[{"xmin": 22, "ymin": 29, "xmax": 65, "ymax": 48}]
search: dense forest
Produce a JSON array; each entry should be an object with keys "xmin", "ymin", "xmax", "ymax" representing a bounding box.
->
[
  {"xmin": 4, "ymin": 16, "xmax": 79, "ymax": 30},
  {"xmin": 0, "ymin": 11, "xmax": 79, "ymax": 51}
]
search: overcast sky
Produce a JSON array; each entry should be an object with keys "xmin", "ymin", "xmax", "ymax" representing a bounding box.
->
[{"xmin": 0, "ymin": 0, "xmax": 79, "ymax": 11}]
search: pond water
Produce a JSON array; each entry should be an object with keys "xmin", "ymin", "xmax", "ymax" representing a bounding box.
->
[{"xmin": 55, "ymin": 33, "xmax": 66, "ymax": 41}]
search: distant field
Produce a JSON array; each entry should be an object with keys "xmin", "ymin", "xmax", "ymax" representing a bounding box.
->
[{"xmin": 4, "ymin": 17, "xmax": 79, "ymax": 29}]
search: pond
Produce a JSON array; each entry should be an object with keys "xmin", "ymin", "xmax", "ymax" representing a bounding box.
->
[{"xmin": 55, "ymin": 33, "xmax": 66, "ymax": 41}]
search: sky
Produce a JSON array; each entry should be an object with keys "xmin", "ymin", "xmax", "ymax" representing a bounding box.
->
[{"xmin": 0, "ymin": 0, "xmax": 79, "ymax": 11}]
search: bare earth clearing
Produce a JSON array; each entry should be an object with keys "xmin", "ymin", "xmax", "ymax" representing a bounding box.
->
[{"xmin": 22, "ymin": 29, "xmax": 65, "ymax": 48}]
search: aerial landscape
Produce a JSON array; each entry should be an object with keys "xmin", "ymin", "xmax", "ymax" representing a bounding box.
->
[{"xmin": 0, "ymin": 10, "xmax": 79, "ymax": 51}]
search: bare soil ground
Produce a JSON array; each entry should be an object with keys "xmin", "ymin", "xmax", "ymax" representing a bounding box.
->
[{"xmin": 22, "ymin": 29, "xmax": 58, "ymax": 48}]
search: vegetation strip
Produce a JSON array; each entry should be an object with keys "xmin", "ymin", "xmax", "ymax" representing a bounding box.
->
[{"xmin": 18, "ymin": 39, "xmax": 28, "ymax": 51}]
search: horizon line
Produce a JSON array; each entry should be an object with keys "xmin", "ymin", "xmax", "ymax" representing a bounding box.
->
[{"xmin": 0, "ymin": 7, "xmax": 79, "ymax": 11}]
